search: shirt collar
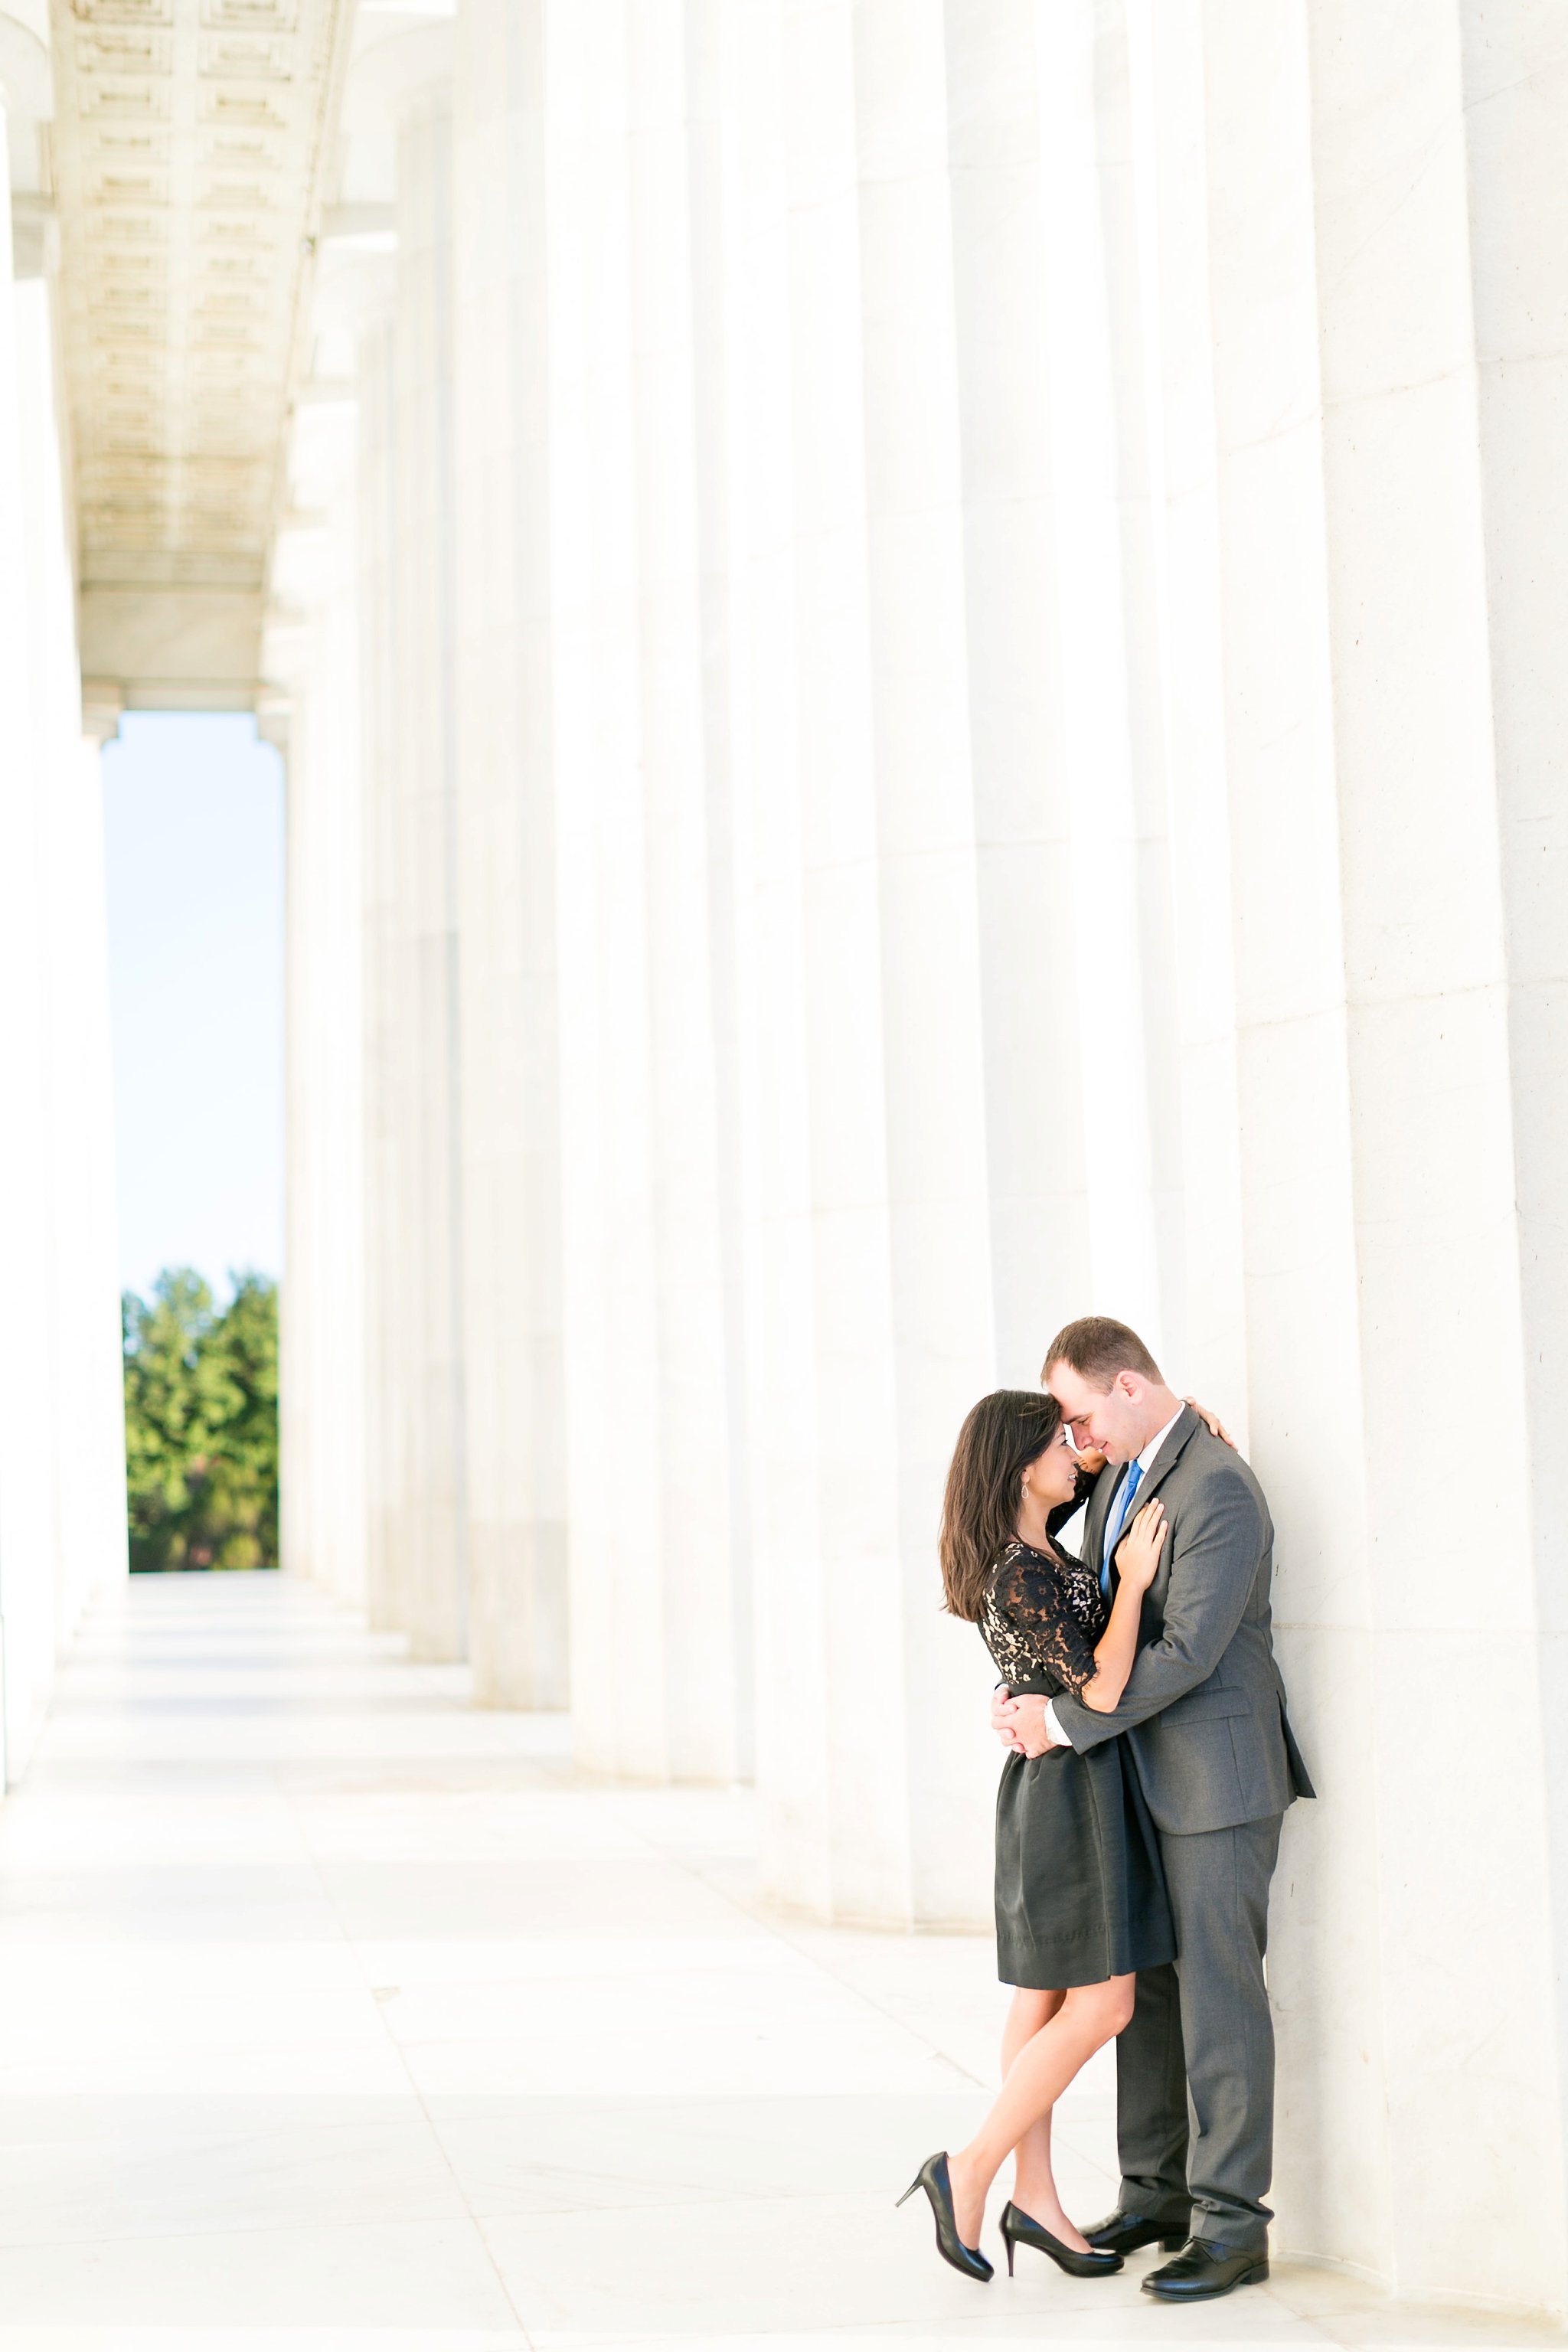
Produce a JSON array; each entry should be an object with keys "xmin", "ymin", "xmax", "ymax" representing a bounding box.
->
[{"xmin": 1135, "ymin": 1404, "xmax": 1185, "ymax": 1478}]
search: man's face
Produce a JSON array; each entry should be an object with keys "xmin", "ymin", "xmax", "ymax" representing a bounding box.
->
[{"xmin": 1046, "ymin": 1361, "xmax": 1141, "ymax": 1465}]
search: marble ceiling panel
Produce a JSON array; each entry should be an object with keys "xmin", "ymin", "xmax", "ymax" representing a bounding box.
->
[{"xmin": 51, "ymin": 0, "xmax": 352, "ymax": 700}]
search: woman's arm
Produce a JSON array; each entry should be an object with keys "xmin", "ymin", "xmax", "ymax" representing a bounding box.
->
[
  {"xmin": 1077, "ymin": 1500, "xmax": 1167, "ymax": 1713},
  {"xmin": 1185, "ymin": 1396, "xmax": 1236, "ymax": 1448},
  {"xmin": 991, "ymin": 1503, "xmax": 1168, "ymax": 1737},
  {"xmin": 1076, "ymin": 1581, "xmax": 1145, "ymax": 1714},
  {"xmin": 1050, "ymin": 1469, "xmax": 1265, "ymax": 1753},
  {"xmin": 1045, "ymin": 1452, "xmax": 1106, "ymax": 1538}
]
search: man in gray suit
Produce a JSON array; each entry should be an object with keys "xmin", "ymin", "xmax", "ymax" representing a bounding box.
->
[{"xmin": 992, "ymin": 1315, "xmax": 1313, "ymax": 2303}]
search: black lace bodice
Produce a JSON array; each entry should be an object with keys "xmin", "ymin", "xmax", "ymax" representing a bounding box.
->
[{"xmin": 979, "ymin": 1536, "xmax": 1108, "ymax": 1699}]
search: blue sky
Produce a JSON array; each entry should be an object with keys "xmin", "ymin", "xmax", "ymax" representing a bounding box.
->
[{"xmin": 101, "ymin": 713, "xmax": 285, "ymax": 1303}]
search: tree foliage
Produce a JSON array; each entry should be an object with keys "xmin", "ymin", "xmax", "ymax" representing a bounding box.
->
[{"xmin": 122, "ymin": 1268, "xmax": 279, "ymax": 1572}]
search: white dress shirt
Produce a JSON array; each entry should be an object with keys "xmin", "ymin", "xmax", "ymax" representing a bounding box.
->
[{"xmin": 1041, "ymin": 1405, "xmax": 1184, "ymax": 1751}]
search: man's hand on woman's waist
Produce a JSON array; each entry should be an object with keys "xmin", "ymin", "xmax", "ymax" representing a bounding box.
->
[{"xmin": 990, "ymin": 1687, "xmax": 1061, "ymax": 1759}]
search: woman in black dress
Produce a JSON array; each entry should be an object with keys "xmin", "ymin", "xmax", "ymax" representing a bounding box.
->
[{"xmin": 899, "ymin": 1389, "xmax": 1174, "ymax": 2285}]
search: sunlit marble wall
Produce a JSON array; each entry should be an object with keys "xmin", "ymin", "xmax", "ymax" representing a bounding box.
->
[
  {"xmin": 0, "ymin": 71, "xmax": 128, "ymax": 1778},
  {"xmin": 270, "ymin": 0, "xmax": 1568, "ymax": 2311}
]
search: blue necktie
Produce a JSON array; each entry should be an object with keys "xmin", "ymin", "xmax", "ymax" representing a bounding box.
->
[{"xmin": 1101, "ymin": 1459, "xmax": 1143, "ymax": 1600}]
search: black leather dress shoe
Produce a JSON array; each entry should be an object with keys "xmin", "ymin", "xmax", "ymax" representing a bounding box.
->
[
  {"xmin": 1082, "ymin": 2207, "xmax": 1191, "ymax": 2257},
  {"xmin": 1142, "ymin": 2238, "xmax": 1269, "ymax": 2300}
]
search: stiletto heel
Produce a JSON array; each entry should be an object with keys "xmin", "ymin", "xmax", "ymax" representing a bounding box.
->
[
  {"xmin": 896, "ymin": 2152, "xmax": 993, "ymax": 2282},
  {"xmin": 999, "ymin": 2201, "xmax": 1123, "ymax": 2279}
]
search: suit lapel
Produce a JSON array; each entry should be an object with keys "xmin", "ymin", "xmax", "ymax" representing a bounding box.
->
[
  {"xmin": 1096, "ymin": 1406, "xmax": 1201, "ymax": 1585},
  {"xmin": 1132, "ymin": 1403, "xmax": 1200, "ymax": 1516},
  {"xmin": 1084, "ymin": 1461, "xmax": 1119, "ymax": 1567}
]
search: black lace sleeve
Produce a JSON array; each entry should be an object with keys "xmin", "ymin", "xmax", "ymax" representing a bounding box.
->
[{"xmin": 980, "ymin": 1540, "xmax": 1105, "ymax": 1697}]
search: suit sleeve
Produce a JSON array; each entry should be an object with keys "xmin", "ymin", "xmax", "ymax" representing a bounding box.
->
[{"xmin": 1050, "ymin": 1465, "xmax": 1265, "ymax": 1754}]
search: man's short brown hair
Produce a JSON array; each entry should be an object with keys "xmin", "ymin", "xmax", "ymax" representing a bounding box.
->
[{"xmin": 1042, "ymin": 1315, "xmax": 1162, "ymax": 1390}]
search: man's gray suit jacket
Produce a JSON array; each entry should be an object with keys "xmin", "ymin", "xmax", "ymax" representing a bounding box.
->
[{"xmin": 1050, "ymin": 1406, "xmax": 1314, "ymax": 1835}]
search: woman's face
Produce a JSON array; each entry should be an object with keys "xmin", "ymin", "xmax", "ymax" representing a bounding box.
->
[{"xmin": 1022, "ymin": 1422, "xmax": 1080, "ymax": 1510}]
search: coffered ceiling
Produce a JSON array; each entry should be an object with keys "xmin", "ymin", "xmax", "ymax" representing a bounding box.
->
[{"xmin": 47, "ymin": 0, "xmax": 351, "ymax": 709}]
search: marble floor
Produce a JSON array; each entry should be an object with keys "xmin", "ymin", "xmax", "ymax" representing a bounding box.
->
[{"xmin": 0, "ymin": 1573, "xmax": 1554, "ymax": 2352}]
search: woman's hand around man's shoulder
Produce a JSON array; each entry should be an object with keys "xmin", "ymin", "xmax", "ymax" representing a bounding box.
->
[{"xmin": 1184, "ymin": 1395, "xmax": 1236, "ymax": 1448}]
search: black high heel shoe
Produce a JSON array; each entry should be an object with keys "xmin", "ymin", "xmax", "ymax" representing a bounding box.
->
[
  {"xmin": 895, "ymin": 2152, "xmax": 993, "ymax": 2282},
  {"xmin": 999, "ymin": 2200, "xmax": 1123, "ymax": 2278}
]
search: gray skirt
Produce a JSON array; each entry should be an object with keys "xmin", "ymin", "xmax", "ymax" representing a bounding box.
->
[{"xmin": 995, "ymin": 1733, "xmax": 1175, "ymax": 1989}]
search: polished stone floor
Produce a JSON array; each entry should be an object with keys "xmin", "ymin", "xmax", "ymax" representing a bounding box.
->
[{"xmin": 0, "ymin": 1571, "xmax": 1553, "ymax": 2350}]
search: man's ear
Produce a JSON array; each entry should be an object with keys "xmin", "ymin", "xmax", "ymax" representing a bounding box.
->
[{"xmin": 1114, "ymin": 1369, "xmax": 1141, "ymax": 1404}]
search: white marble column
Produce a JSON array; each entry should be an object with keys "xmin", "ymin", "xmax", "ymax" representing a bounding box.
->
[
  {"xmin": 358, "ymin": 305, "xmax": 404, "ymax": 1641},
  {"xmin": 0, "ymin": 75, "xmax": 54, "ymax": 1786},
  {"xmin": 1125, "ymin": 0, "xmax": 1568, "ymax": 2309},
  {"xmin": 449, "ymin": 0, "xmax": 567, "ymax": 1710},
  {"xmin": 1109, "ymin": 0, "xmax": 1251, "ymax": 1411},
  {"xmin": 544, "ymin": 0, "xmax": 746, "ymax": 1782},
  {"xmin": 1157, "ymin": 0, "xmax": 1383, "ymax": 2282},
  {"xmin": 921, "ymin": 5, "xmax": 1080, "ymax": 1405},
  {"xmin": 1470, "ymin": 15, "xmax": 1568, "ymax": 2310},
  {"xmin": 355, "ymin": 27, "xmax": 469, "ymax": 1661},
  {"xmin": 724, "ymin": 0, "xmax": 1012, "ymax": 1924},
  {"xmin": 0, "ymin": 53, "xmax": 126, "ymax": 1782},
  {"xmin": 1305, "ymin": 0, "xmax": 1562, "ymax": 2307},
  {"xmin": 269, "ymin": 345, "xmax": 369, "ymax": 1608},
  {"xmin": 19, "ymin": 262, "xmax": 128, "ymax": 1658},
  {"xmin": 1028, "ymin": 2, "xmax": 1173, "ymax": 1355}
]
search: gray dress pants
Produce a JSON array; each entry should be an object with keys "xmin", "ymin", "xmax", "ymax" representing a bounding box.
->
[{"xmin": 1116, "ymin": 1811, "xmax": 1283, "ymax": 2252}]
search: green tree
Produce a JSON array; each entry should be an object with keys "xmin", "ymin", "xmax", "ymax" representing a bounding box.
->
[{"xmin": 122, "ymin": 1267, "xmax": 279, "ymax": 1571}]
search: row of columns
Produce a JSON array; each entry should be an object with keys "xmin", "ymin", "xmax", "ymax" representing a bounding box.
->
[
  {"xmin": 267, "ymin": 0, "xmax": 1568, "ymax": 2311},
  {"xmin": 0, "ymin": 56, "xmax": 128, "ymax": 1777}
]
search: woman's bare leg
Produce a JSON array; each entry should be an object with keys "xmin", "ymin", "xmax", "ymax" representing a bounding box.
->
[
  {"xmin": 1001, "ymin": 1989, "xmax": 1063, "ymax": 2224},
  {"xmin": 946, "ymin": 1975, "xmax": 1135, "ymax": 2249}
]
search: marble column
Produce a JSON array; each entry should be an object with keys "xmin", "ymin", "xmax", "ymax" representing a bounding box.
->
[
  {"xmin": 358, "ymin": 305, "xmax": 403, "ymax": 1642},
  {"xmin": 1469, "ymin": 13, "xmax": 1568, "ymax": 2312},
  {"xmin": 0, "ymin": 77, "xmax": 53, "ymax": 1786},
  {"xmin": 724, "ymin": 0, "xmax": 1021, "ymax": 1925},
  {"xmin": 1125, "ymin": 0, "xmax": 1568, "ymax": 2309},
  {"xmin": 1028, "ymin": 0, "xmax": 1174, "ymax": 1355},
  {"xmin": 1304, "ymin": 0, "xmax": 1563, "ymax": 2308},
  {"xmin": 269, "ymin": 344, "xmax": 370, "ymax": 1609},
  {"xmin": 0, "ymin": 57, "xmax": 126, "ymax": 1782},
  {"xmin": 1152, "ymin": 0, "xmax": 1383, "ymax": 2282},
  {"xmin": 449, "ymin": 0, "xmax": 567, "ymax": 1710},
  {"xmin": 940, "ymin": 0, "xmax": 1099, "ymax": 1390},
  {"xmin": 543, "ymin": 0, "xmax": 746, "ymax": 1781},
  {"xmin": 357, "ymin": 28, "xmax": 469, "ymax": 1661},
  {"xmin": 18, "ymin": 256, "xmax": 127, "ymax": 1658}
]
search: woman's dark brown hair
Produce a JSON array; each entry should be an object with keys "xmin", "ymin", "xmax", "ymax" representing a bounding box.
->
[{"xmin": 939, "ymin": 1389, "xmax": 1063, "ymax": 1622}]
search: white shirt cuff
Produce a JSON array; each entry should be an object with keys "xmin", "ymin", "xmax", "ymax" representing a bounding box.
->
[{"xmin": 1044, "ymin": 1698, "xmax": 1073, "ymax": 1750}]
